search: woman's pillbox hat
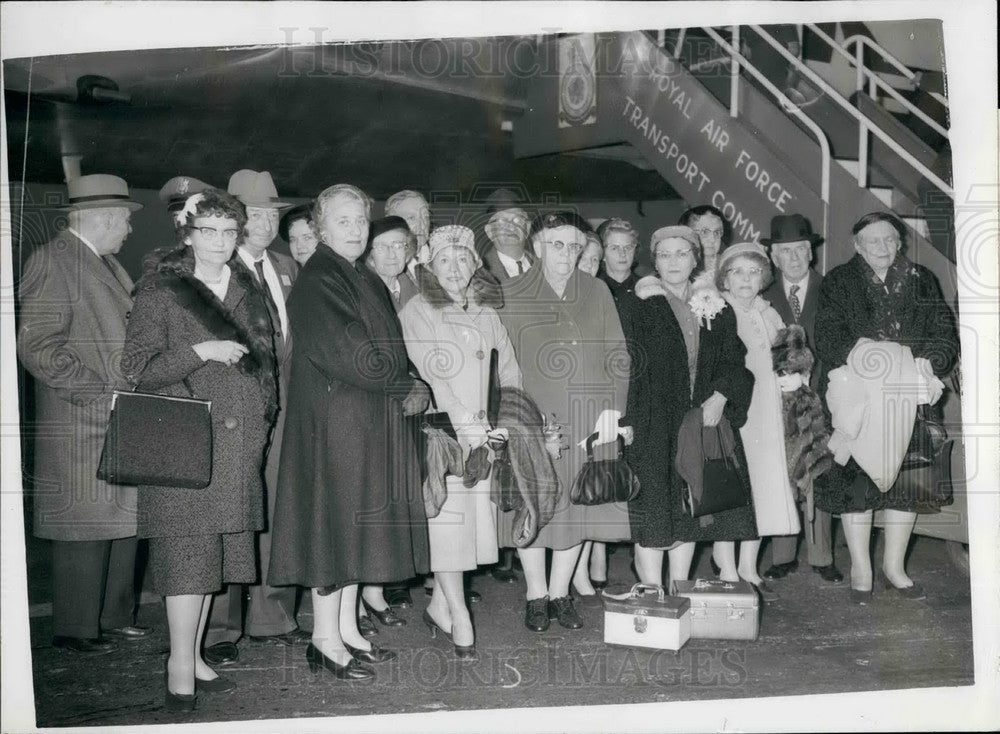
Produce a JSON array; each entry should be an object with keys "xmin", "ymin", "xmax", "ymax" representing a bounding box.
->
[
  {"xmin": 428, "ymin": 225, "xmax": 480, "ymax": 265},
  {"xmin": 717, "ymin": 242, "xmax": 770, "ymax": 272},
  {"xmin": 649, "ymin": 224, "xmax": 699, "ymax": 253}
]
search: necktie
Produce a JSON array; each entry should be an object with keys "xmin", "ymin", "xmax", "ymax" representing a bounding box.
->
[
  {"xmin": 789, "ymin": 284, "xmax": 802, "ymax": 323},
  {"xmin": 516, "ymin": 259, "xmax": 525, "ymax": 276},
  {"xmin": 253, "ymin": 259, "xmax": 282, "ymax": 339}
]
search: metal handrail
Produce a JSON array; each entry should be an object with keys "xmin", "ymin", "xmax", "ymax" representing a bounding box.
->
[
  {"xmin": 749, "ymin": 24, "xmax": 953, "ymax": 199},
  {"xmin": 701, "ymin": 25, "xmax": 831, "ymax": 248},
  {"xmin": 804, "ymin": 24, "xmax": 949, "ymax": 138},
  {"xmin": 841, "ymin": 32, "xmax": 949, "ymax": 108}
]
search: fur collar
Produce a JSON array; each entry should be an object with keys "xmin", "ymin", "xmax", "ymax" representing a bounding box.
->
[
  {"xmin": 414, "ymin": 262, "xmax": 503, "ymax": 310},
  {"xmin": 634, "ymin": 275, "xmax": 668, "ymax": 300},
  {"xmin": 136, "ymin": 248, "xmax": 278, "ymax": 422}
]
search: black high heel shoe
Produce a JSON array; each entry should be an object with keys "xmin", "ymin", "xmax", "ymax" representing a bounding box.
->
[
  {"xmin": 590, "ymin": 577, "xmax": 609, "ymax": 590},
  {"xmin": 163, "ymin": 662, "xmax": 197, "ymax": 712},
  {"xmin": 423, "ymin": 610, "xmax": 478, "ymax": 661},
  {"xmin": 357, "ymin": 614, "xmax": 378, "ymax": 638},
  {"xmin": 305, "ymin": 643, "xmax": 375, "ymax": 681},
  {"xmin": 344, "ymin": 642, "xmax": 397, "ymax": 664},
  {"xmin": 362, "ymin": 599, "xmax": 406, "ymax": 627}
]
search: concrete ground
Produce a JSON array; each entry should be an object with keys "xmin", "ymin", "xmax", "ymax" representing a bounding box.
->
[{"xmin": 19, "ymin": 524, "xmax": 973, "ymax": 728}]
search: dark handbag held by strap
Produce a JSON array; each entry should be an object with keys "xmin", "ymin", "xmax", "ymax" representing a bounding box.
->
[
  {"xmin": 97, "ymin": 378, "xmax": 213, "ymax": 489},
  {"xmin": 686, "ymin": 423, "xmax": 748, "ymax": 518},
  {"xmin": 901, "ymin": 404, "xmax": 948, "ymax": 469},
  {"xmin": 570, "ymin": 432, "xmax": 641, "ymax": 506}
]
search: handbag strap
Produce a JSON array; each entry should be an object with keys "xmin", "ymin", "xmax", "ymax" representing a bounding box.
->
[{"xmin": 700, "ymin": 422, "xmax": 734, "ymax": 470}]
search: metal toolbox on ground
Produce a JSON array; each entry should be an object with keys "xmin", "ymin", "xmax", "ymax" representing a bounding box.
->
[
  {"xmin": 602, "ymin": 583, "xmax": 691, "ymax": 651},
  {"xmin": 669, "ymin": 579, "xmax": 759, "ymax": 641}
]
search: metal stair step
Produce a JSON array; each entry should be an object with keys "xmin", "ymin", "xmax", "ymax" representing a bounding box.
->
[
  {"xmin": 900, "ymin": 215, "xmax": 930, "ymax": 239},
  {"xmin": 869, "ymin": 186, "xmax": 895, "ymax": 207},
  {"xmin": 835, "ymin": 158, "xmax": 860, "ymax": 178}
]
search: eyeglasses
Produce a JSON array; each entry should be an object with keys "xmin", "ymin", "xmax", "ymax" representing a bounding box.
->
[
  {"xmin": 607, "ymin": 245, "xmax": 637, "ymax": 255},
  {"xmin": 655, "ymin": 249, "xmax": 693, "ymax": 261},
  {"xmin": 547, "ymin": 240, "xmax": 584, "ymax": 254},
  {"xmin": 774, "ymin": 243, "xmax": 811, "ymax": 257},
  {"xmin": 193, "ymin": 226, "xmax": 240, "ymax": 242},
  {"xmin": 695, "ymin": 227, "xmax": 724, "ymax": 239},
  {"xmin": 727, "ymin": 266, "xmax": 763, "ymax": 278},
  {"xmin": 858, "ymin": 235, "xmax": 901, "ymax": 249},
  {"xmin": 372, "ymin": 241, "xmax": 408, "ymax": 254}
]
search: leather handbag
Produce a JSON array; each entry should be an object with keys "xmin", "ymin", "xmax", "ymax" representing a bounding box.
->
[
  {"xmin": 901, "ymin": 404, "xmax": 947, "ymax": 469},
  {"xmin": 570, "ymin": 433, "xmax": 641, "ymax": 506},
  {"xmin": 687, "ymin": 423, "xmax": 748, "ymax": 518},
  {"xmin": 97, "ymin": 382, "xmax": 213, "ymax": 489}
]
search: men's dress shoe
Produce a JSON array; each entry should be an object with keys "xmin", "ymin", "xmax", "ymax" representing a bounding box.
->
[
  {"xmin": 362, "ymin": 600, "xmax": 406, "ymax": 627},
  {"xmin": 203, "ymin": 641, "xmax": 239, "ymax": 666},
  {"xmin": 305, "ymin": 643, "xmax": 374, "ymax": 681},
  {"xmin": 547, "ymin": 596, "xmax": 583, "ymax": 629},
  {"xmin": 751, "ymin": 581, "xmax": 779, "ymax": 604},
  {"xmin": 524, "ymin": 597, "xmax": 550, "ymax": 633},
  {"xmin": 103, "ymin": 625, "xmax": 151, "ymax": 640},
  {"xmin": 882, "ymin": 579, "xmax": 926, "ymax": 600},
  {"xmin": 195, "ymin": 675, "xmax": 236, "ymax": 693},
  {"xmin": 812, "ymin": 564, "xmax": 844, "ymax": 584},
  {"xmin": 345, "ymin": 642, "xmax": 397, "ymax": 664},
  {"xmin": 762, "ymin": 560, "xmax": 798, "ymax": 580},
  {"xmin": 491, "ymin": 567, "xmax": 518, "ymax": 584},
  {"xmin": 52, "ymin": 636, "xmax": 117, "ymax": 656},
  {"xmin": 385, "ymin": 587, "xmax": 413, "ymax": 609},
  {"xmin": 249, "ymin": 628, "xmax": 311, "ymax": 646},
  {"xmin": 357, "ymin": 615, "xmax": 379, "ymax": 638}
]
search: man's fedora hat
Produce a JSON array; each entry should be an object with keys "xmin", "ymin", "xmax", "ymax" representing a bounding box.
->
[
  {"xmin": 227, "ymin": 169, "xmax": 291, "ymax": 209},
  {"xmin": 61, "ymin": 174, "xmax": 143, "ymax": 211},
  {"xmin": 761, "ymin": 213, "xmax": 823, "ymax": 247}
]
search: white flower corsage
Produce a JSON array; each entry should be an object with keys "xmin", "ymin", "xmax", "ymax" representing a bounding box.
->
[
  {"xmin": 688, "ymin": 288, "xmax": 726, "ymax": 330},
  {"xmin": 176, "ymin": 192, "xmax": 205, "ymax": 226}
]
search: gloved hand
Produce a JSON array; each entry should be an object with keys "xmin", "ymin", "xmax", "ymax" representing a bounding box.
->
[{"xmin": 701, "ymin": 391, "xmax": 728, "ymax": 427}]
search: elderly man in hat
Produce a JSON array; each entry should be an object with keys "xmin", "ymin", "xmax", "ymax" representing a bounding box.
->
[
  {"xmin": 760, "ymin": 213, "xmax": 843, "ymax": 585},
  {"xmin": 196, "ymin": 170, "xmax": 305, "ymax": 665},
  {"xmin": 17, "ymin": 174, "xmax": 147, "ymax": 655},
  {"xmin": 480, "ymin": 188, "xmax": 534, "ymax": 282}
]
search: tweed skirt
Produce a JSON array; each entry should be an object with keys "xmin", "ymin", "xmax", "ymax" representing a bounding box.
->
[{"xmin": 148, "ymin": 531, "xmax": 257, "ymax": 596}]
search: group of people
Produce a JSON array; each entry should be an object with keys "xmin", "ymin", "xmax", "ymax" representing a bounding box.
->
[{"xmin": 17, "ymin": 169, "xmax": 959, "ymax": 711}]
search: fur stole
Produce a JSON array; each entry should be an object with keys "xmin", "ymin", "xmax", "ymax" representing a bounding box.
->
[
  {"xmin": 414, "ymin": 263, "xmax": 503, "ymax": 311},
  {"xmin": 136, "ymin": 248, "xmax": 279, "ymax": 423}
]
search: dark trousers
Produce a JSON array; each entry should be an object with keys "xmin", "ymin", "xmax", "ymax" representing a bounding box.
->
[
  {"xmin": 771, "ymin": 508, "xmax": 834, "ymax": 568},
  {"xmin": 51, "ymin": 537, "xmax": 137, "ymax": 639},
  {"xmin": 204, "ymin": 584, "xmax": 244, "ymax": 646},
  {"xmin": 245, "ymin": 485, "xmax": 298, "ymax": 636}
]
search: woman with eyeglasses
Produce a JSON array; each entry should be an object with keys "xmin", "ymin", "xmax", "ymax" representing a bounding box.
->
[
  {"xmin": 679, "ymin": 204, "xmax": 729, "ymax": 279},
  {"xmin": 813, "ymin": 212, "xmax": 959, "ymax": 603},
  {"xmin": 627, "ymin": 226, "xmax": 758, "ymax": 591},
  {"xmin": 497, "ymin": 211, "xmax": 632, "ymax": 634},
  {"xmin": 121, "ymin": 189, "xmax": 278, "ymax": 709},
  {"xmin": 714, "ymin": 242, "xmax": 800, "ymax": 603}
]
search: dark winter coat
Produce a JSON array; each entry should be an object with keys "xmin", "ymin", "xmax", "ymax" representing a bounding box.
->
[
  {"xmin": 121, "ymin": 249, "xmax": 278, "ymax": 539},
  {"xmin": 268, "ymin": 245, "xmax": 430, "ymax": 589},
  {"xmin": 626, "ymin": 277, "xmax": 759, "ymax": 546},
  {"xmin": 17, "ymin": 231, "xmax": 137, "ymax": 541}
]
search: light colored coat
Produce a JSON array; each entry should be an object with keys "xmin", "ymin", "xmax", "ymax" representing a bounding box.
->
[
  {"xmin": 400, "ymin": 278, "xmax": 522, "ymax": 571},
  {"xmin": 17, "ymin": 231, "xmax": 137, "ymax": 540}
]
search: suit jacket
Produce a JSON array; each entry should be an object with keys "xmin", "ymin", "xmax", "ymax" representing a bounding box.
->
[
  {"xmin": 481, "ymin": 246, "xmax": 534, "ymax": 283},
  {"xmin": 17, "ymin": 231, "xmax": 137, "ymax": 540},
  {"xmin": 763, "ymin": 268, "xmax": 823, "ymax": 390}
]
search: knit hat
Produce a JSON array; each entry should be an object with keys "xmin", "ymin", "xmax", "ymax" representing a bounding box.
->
[{"xmin": 428, "ymin": 225, "xmax": 480, "ymax": 266}]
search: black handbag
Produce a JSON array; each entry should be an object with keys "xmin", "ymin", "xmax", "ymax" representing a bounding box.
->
[
  {"xmin": 97, "ymin": 382, "xmax": 213, "ymax": 489},
  {"xmin": 570, "ymin": 433, "xmax": 641, "ymax": 506},
  {"xmin": 687, "ymin": 423, "xmax": 748, "ymax": 518},
  {"xmin": 486, "ymin": 347, "xmax": 523, "ymax": 512},
  {"xmin": 901, "ymin": 404, "xmax": 948, "ymax": 469}
]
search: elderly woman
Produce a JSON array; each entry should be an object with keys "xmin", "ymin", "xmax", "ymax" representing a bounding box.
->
[
  {"xmin": 679, "ymin": 204, "xmax": 729, "ymax": 278},
  {"xmin": 627, "ymin": 226, "xmax": 758, "ymax": 589},
  {"xmin": 597, "ymin": 217, "xmax": 641, "ymax": 295},
  {"xmin": 279, "ymin": 202, "xmax": 319, "ymax": 265},
  {"xmin": 356, "ymin": 215, "xmax": 419, "ymax": 632},
  {"xmin": 814, "ymin": 212, "xmax": 959, "ymax": 602},
  {"xmin": 268, "ymin": 184, "xmax": 431, "ymax": 681},
  {"xmin": 121, "ymin": 189, "xmax": 277, "ymax": 709},
  {"xmin": 399, "ymin": 224, "xmax": 522, "ymax": 659},
  {"xmin": 714, "ymin": 242, "xmax": 800, "ymax": 602},
  {"xmin": 498, "ymin": 211, "xmax": 632, "ymax": 633}
]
